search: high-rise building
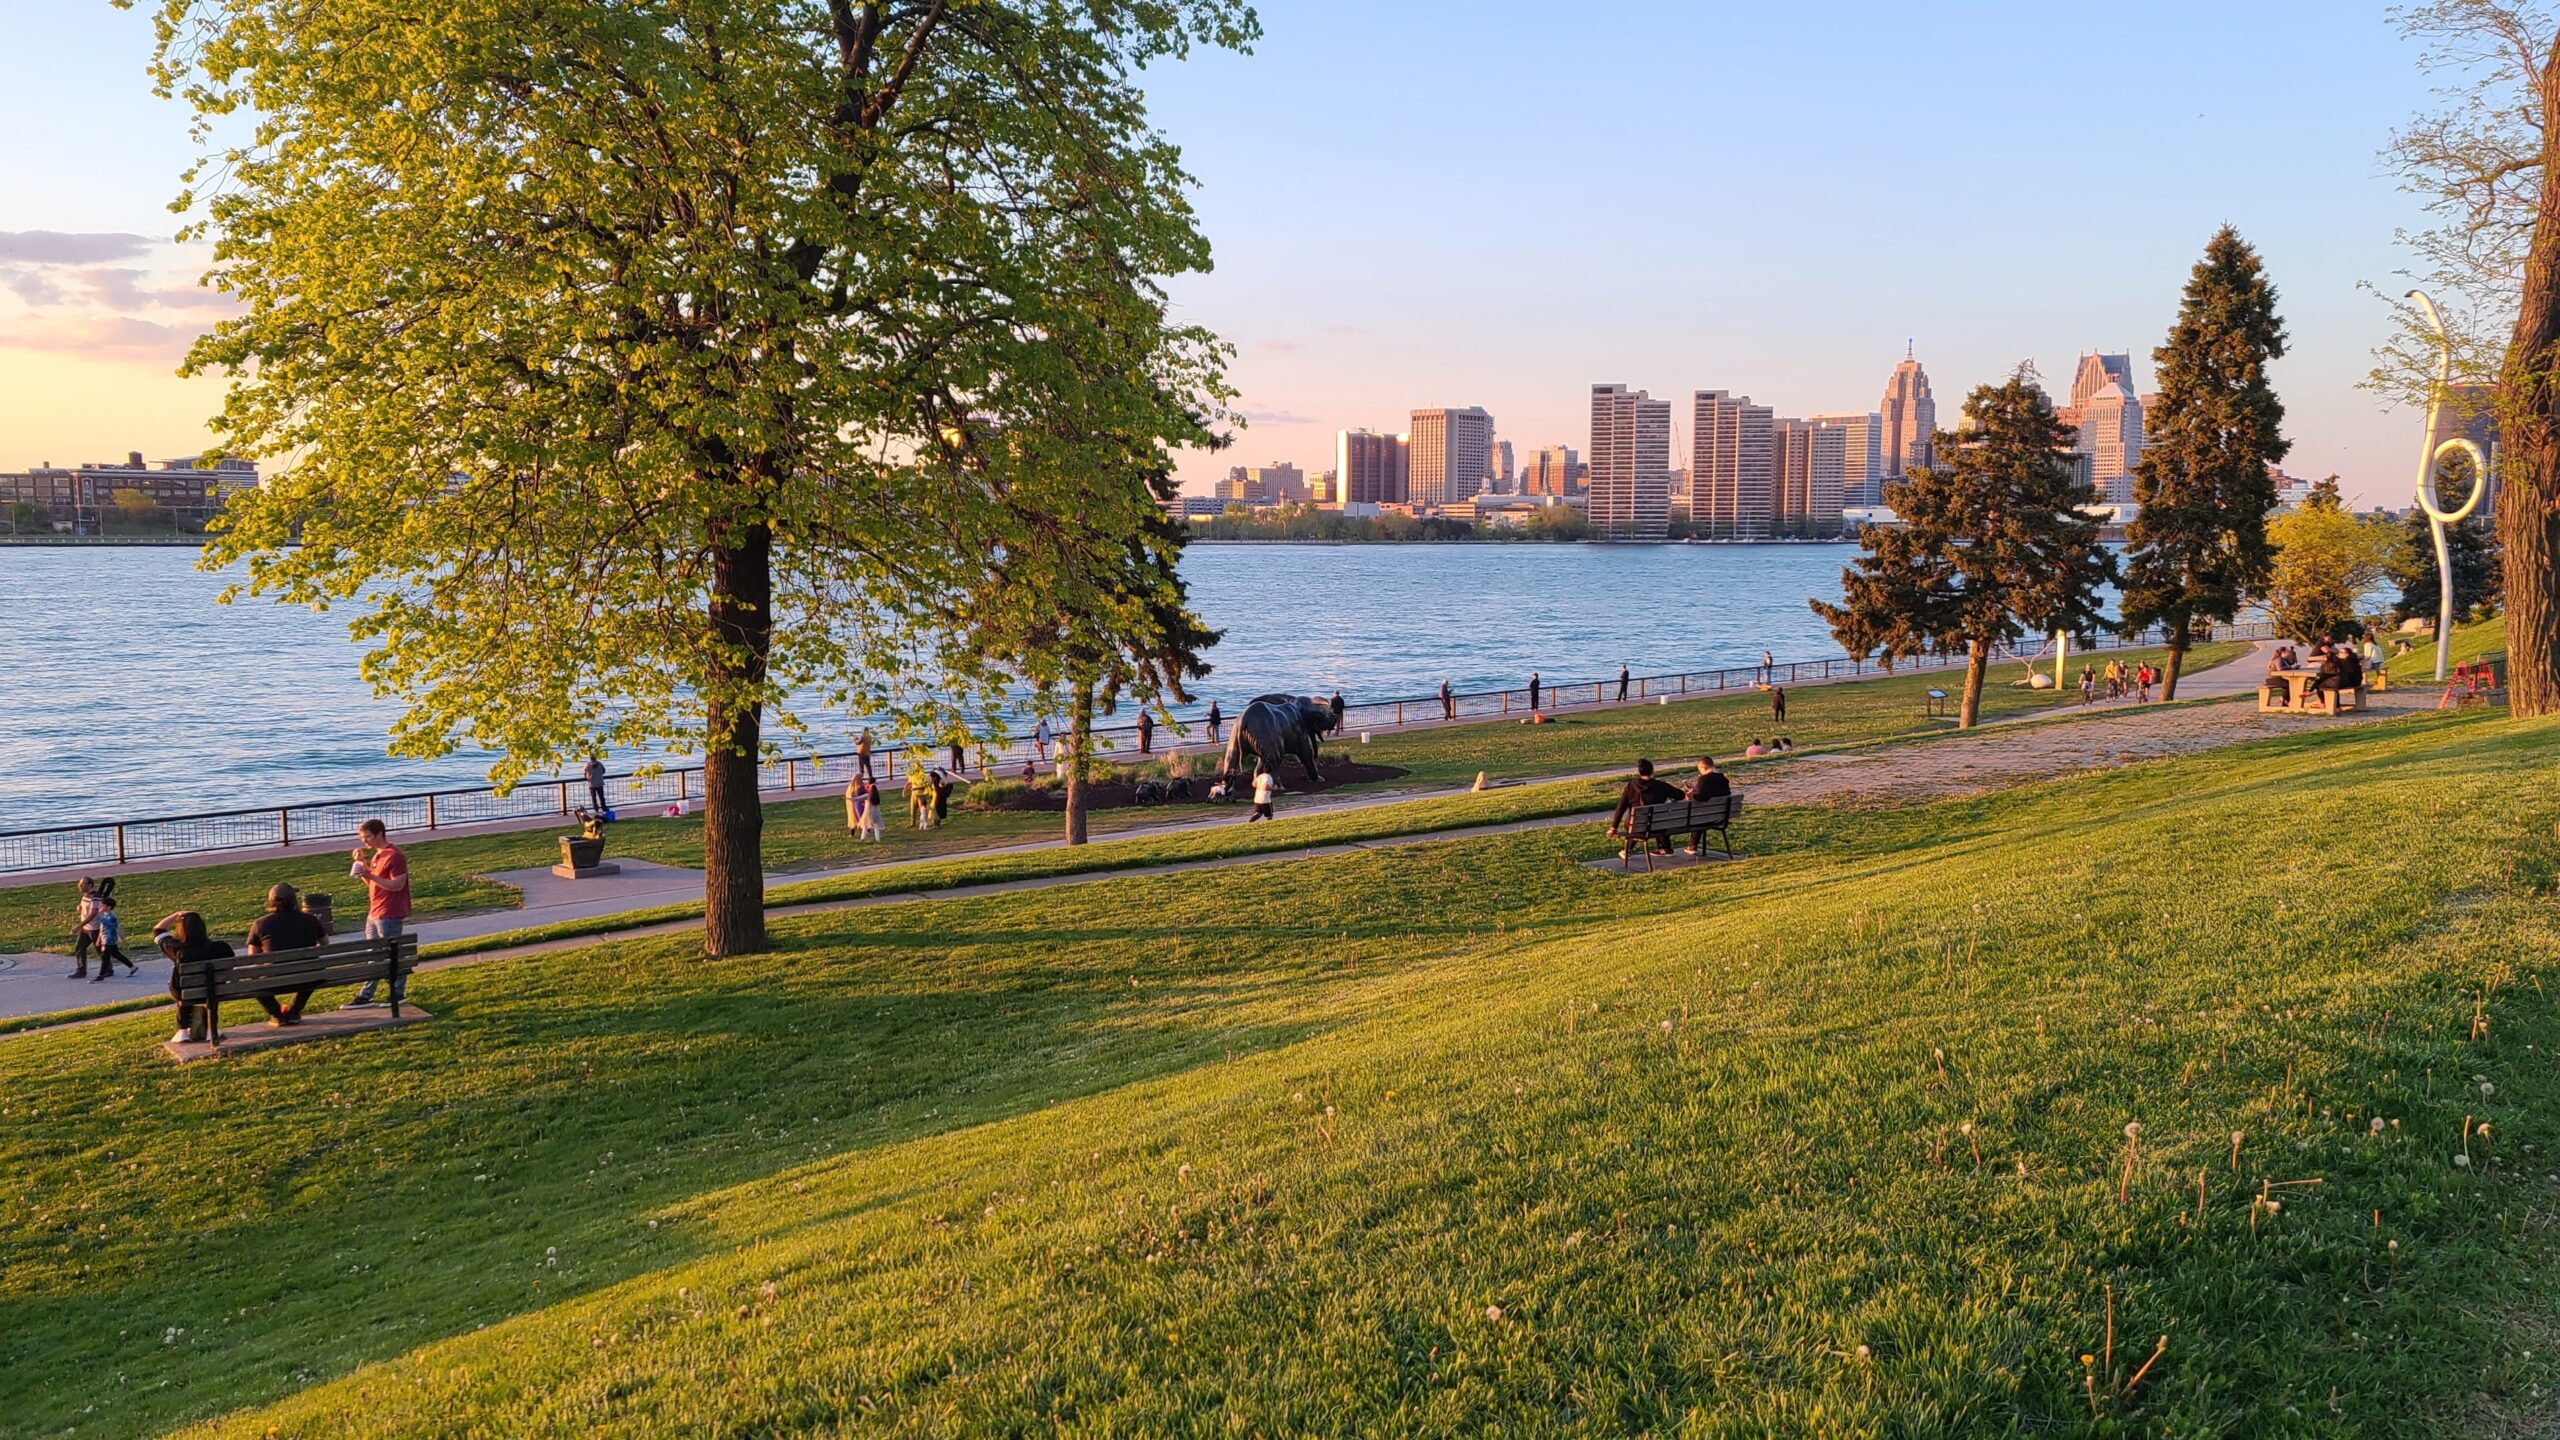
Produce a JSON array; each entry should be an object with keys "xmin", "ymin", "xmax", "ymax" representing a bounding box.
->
[
  {"xmin": 1487, "ymin": 438, "xmax": 1514, "ymax": 487},
  {"xmin": 1692, "ymin": 389, "xmax": 1775, "ymax": 538},
  {"xmin": 1525, "ymin": 445, "xmax": 1580, "ymax": 497},
  {"xmin": 1809, "ymin": 412, "xmax": 1883, "ymax": 507},
  {"xmin": 1308, "ymin": 470, "xmax": 1338, "ymax": 506},
  {"xmin": 1221, "ymin": 460, "xmax": 1307, "ymax": 506},
  {"xmin": 1770, "ymin": 418, "xmax": 1848, "ymax": 536},
  {"xmin": 1409, "ymin": 406, "xmax": 1495, "ymax": 510},
  {"xmin": 1879, "ymin": 350, "xmax": 1937, "ymax": 481},
  {"xmin": 2060, "ymin": 354, "xmax": 2144, "ymax": 507},
  {"xmin": 1335, "ymin": 429, "xmax": 1410, "ymax": 506},
  {"xmin": 1589, "ymin": 384, "xmax": 1671, "ymax": 540}
]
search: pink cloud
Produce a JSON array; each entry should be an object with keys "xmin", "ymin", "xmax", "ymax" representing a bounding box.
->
[{"xmin": 0, "ymin": 313, "xmax": 206, "ymax": 362}]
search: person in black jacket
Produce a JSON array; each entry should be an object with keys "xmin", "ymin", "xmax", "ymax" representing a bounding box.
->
[
  {"xmin": 154, "ymin": 910, "xmax": 234, "ymax": 1045},
  {"xmin": 245, "ymin": 882, "xmax": 330, "ymax": 1026},
  {"xmin": 1617, "ymin": 664, "xmax": 1630, "ymax": 702},
  {"xmin": 1682, "ymin": 756, "xmax": 1732, "ymax": 856},
  {"xmin": 1609, "ymin": 759, "xmax": 1682, "ymax": 861}
]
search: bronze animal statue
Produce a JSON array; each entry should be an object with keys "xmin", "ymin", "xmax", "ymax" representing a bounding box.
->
[{"xmin": 1218, "ymin": 693, "xmax": 1341, "ymax": 785}]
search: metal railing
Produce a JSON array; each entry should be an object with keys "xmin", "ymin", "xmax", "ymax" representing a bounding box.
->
[{"xmin": 0, "ymin": 622, "xmax": 2267, "ymax": 878}]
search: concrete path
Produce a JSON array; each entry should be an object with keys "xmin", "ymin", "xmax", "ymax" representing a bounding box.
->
[{"xmin": 1, "ymin": 656, "xmax": 2437, "ymax": 1037}]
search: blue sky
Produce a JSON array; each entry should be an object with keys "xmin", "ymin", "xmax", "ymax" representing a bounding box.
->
[{"xmin": 0, "ymin": 2, "xmax": 2448, "ymax": 504}]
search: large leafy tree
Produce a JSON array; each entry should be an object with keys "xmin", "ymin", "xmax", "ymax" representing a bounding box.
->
[
  {"xmin": 1813, "ymin": 373, "xmax": 2115, "ymax": 727},
  {"xmin": 2264, "ymin": 479, "xmax": 2399, "ymax": 641},
  {"xmin": 2121, "ymin": 226, "xmax": 2289, "ymax": 700},
  {"xmin": 2383, "ymin": 2, "xmax": 2560, "ymax": 715},
  {"xmin": 145, "ymin": 0, "xmax": 1257, "ymax": 955}
]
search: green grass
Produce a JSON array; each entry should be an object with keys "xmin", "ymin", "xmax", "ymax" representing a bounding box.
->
[
  {"xmin": 0, "ymin": 640, "xmax": 2238, "ymax": 963},
  {"xmin": 4, "ymin": 700, "xmax": 2554, "ymax": 1436}
]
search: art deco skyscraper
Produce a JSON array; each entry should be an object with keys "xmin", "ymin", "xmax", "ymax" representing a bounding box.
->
[
  {"xmin": 1409, "ymin": 407, "xmax": 1495, "ymax": 510},
  {"xmin": 1878, "ymin": 350, "xmax": 1937, "ymax": 481},
  {"xmin": 1589, "ymin": 385, "xmax": 1671, "ymax": 540}
]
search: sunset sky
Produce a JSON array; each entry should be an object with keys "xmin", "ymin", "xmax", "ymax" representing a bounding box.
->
[{"xmin": 0, "ymin": 2, "xmax": 2455, "ymax": 504}]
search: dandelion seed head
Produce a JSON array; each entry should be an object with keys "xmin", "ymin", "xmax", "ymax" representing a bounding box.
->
[{"xmin": 2455, "ymin": 1153, "xmax": 2473, "ymax": 1168}]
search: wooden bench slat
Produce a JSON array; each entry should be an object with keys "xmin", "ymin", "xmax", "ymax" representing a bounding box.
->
[{"xmin": 171, "ymin": 936, "xmax": 420, "ymax": 1045}]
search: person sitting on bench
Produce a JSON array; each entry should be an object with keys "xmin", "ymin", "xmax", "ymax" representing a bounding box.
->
[
  {"xmin": 1682, "ymin": 756, "xmax": 1731, "ymax": 856},
  {"xmin": 245, "ymin": 882, "xmax": 330, "ymax": 1026},
  {"xmin": 2313, "ymin": 647, "xmax": 2345, "ymax": 705},
  {"xmin": 1610, "ymin": 759, "xmax": 1683, "ymax": 862},
  {"xmin": 154, "ymin": 911, "xmax": 234, "ymax": 1046},
  {"xmin": 2333, "ymin": 643, "xmax": 2364, "ymax": 698}
]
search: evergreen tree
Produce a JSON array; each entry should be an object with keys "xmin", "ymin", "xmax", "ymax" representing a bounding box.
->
[
  {"xmin": 1812, "ymin": 372, "xmax": 2116, "ymax": 727},
  {"xmin": 2120, "ymin": 226, "xmax": 2289, "ymax": 699},
  {"xmin": 2390, "ymin": 505, "xmax": 2503, "ymax": 623}
]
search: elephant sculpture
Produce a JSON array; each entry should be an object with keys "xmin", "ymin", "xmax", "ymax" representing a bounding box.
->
[{"xmin": 1218, "ymin": 692, "xmax": 1342, "ymax": 786}]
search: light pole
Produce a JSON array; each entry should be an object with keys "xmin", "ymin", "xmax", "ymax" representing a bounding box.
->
[{"xmin": 2407, "ymin": 291, "xmax": 2491, "ymax": 683}]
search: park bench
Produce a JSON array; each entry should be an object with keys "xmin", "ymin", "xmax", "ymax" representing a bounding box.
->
[
  {"xmin": 1619, "ymin": 793, "xmax": 1743, "ymax": 871},
  {"xmin": 171, "ymin": 934, "xmax": 419, "ymax": 1047}
]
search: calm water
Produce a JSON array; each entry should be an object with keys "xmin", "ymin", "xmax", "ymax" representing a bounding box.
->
[{"xmin": 0, "ymin": 542, "xmax": 1874, "ymax": 827}]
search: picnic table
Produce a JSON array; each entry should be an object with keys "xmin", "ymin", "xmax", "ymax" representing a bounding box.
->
[{"xmin": 2258, "ymin": 669, "xmax": 2361, "ymax": 716}]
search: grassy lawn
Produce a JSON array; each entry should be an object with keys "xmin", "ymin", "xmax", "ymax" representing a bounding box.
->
[
  {"xmin": 0, "ymin": 639, "xmax": 2240, "ymax": 960},
  {"xmin": 4, "ymin": 700, "xmax": 2554, "ymax": 1436}
]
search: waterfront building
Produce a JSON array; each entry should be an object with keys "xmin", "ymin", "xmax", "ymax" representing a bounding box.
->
[
  {"xmin": 1487, "ymin": 438, "xmax": 1514, "ymax": 488},
  {"xmin": 1219, "ymin": 460, "xmax": 1307, "ymax": 506},
  {"xmin": 1525, "ymin": 444, "xmax": 1580, "ymax": 497},
  {"xmin": 1407, "ymin": 406, "xmax": 1494, "ymax": 510},
  {"xmin": 1809, "ymin": 412, "xmax": 1883, "ymax": 507},
  {"xmin": 1308, "ymin": 469, "xmax": 1338, "ymax": 506},
  {"xmin": 1771, "ymin": 419, "xmax": 1848, "ymax": 537},
  {"xmin": 1589, "ymin": 384, "xmax": 1672, "ymax": 540},
  {"xmin": 0, "ymin": 452, "xmax": 257, "ymax": 532},
  {"xmin": 1878, "ymin": 350, "xmax": 1936, "ymax": 481},
  {"xmin": 1335, "ymin": 429, "xmax": 1411, "ymax": 506},
  {"xmin": 1692, "ymin": 389, "xmax": 1774, "ymax": 539}
]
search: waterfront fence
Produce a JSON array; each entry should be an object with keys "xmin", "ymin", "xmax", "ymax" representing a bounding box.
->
[{"xmin": 0, "ymin": 623, "xmax": 2268, "ymax": 877}]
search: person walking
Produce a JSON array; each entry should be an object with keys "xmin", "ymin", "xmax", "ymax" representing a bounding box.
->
[
  {"xmin": 858, "ymin": 777, "xmax": 884, "ymax": 840},
  {"xmin": 1205, "ymin": 700, "xmax": 1222, "ymax": 744},
  {"xmin": 1136, "ymin": 709, "xmax": 1154, "ymax": 755},
  {"xmin": 347, "ymin": 819, "xmax": 412, "ymax": 1008},
  {"xmin": 1617, "ymin": 664, "xmax": 1630, "ymax": 702},
  {"xmin": 1033, "ymin": 716, "xmax": 1052, "ymax": 762},
  {"xmin": 854, "ymin": 727, "xmax": 876, "ymax": 783},
  {"xmin": 91, "ymin": 895, "xmax": 136, "ymax": 980},
  {"xmin": 844, "ymin": 772, "xmax": 869, "ymax": 838},
  {"xmin": 1328, "ymin": 690, "xmax": 1345, "ymax": 730},
  {"xmin": 1527, "ymin": 671, "xmax": 1542, "ymax": 713},
  {"xmin": 1438, "ymin": 678, "xmax": 1454, "ymax": 721},
  {"xmin": 583, "ymin": 755, "xmax": 609, "ymax": 816},
  {"xmin": 1247, "ymin": 768, "xmax": 1276, "ymax": 822},
  {"xmin": 1770, "ymin": 685, "xmax": 1788, "ymax": 724},
  {"xmin": 68, "ymin": 876, "xmax": 102, "ymax": 979}
]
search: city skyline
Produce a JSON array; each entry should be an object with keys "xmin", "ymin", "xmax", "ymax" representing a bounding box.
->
[{"xmin": 0, "ymin": 4, "xmax": 2467, "ymax": 509}]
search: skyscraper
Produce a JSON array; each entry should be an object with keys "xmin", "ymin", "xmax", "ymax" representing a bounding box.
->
[
  {"xmin": 1335, "ymin": 429, "xmax": 1410, "ymax": 506},
  {"xmin": 1878, "ymin": 350, "xmax": 1937, "ymax": 481},
  {"xmin": 1525, "ymin": 445, "xmax": 1580, "ymax": 497},
  {"xmin": 1589, "ymin": 384, "xmax": 1671, "ymax": 540},
  {"xmin": 1810, "ymin": 412, "xmax": 1883, "ymax": 508},
  {"xmin": 1487, "ymin": 438, "xmax": 1514, "ymax": 488},
  {"xmin": 1223, "ymin": 461, "xmax": 1307, "ymax": 506},
  {"xmin": 1409, "ymin": 406, "xmax": 1495, "ymax": 510},
  {"xmin": 1692, "ymin": 389, "xmax": 1774, "ymax": 538},
  {"xmin": 1771, "ymin": 418, "xmax": 1848, "ymax": 537},
  {"xmin": 2062, "ymin": 353, "xmax": 2144, "ymax": 507}
]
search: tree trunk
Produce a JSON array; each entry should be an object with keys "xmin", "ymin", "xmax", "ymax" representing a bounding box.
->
[
  {"xmin": 2496, "ymin": 38, "xmax": 2560, "ymax": 718},
  {"xmin": 1958, "ymin": 638, "xmax": 1988, "ymax": 728},
  {"xmin": 701, "ymin": 524, "xmax": 772, "ymax": 957},
  {"xmin": 1064, "ymin": 681, "xmax": 1093, "ymax": 847},
  {"xmin": 2159, "ymin": 630, "xmax": 2189, "ymax": 703}
]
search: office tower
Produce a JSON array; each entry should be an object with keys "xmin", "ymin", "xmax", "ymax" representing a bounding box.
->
[
  {"xmin": 1487, "ymin": 438, "xmax": 1514, "ymax": 487},
  {"xmin": 1810, "ymin": 412, "xmax": 1883, "ymax": 507},
  {"xmin": 1222, "ymin": 460, "xmax": 1306, "ymax": 506},
  {"xmin": 1878, "ymin": 350, "xmax": 1937, "ymax": 480},
  {"xmin": 1335, "ymin": 429, "xmax": 1410, "ymax": 506},
  {"xmin": 1525, "ymin": 444, "xmax": 1580, "ymax": 497},
  {"xmin": 1408, "ymin": 406, "xmax": 1495, "ymax": 509},
  {"xmin": 1692, "ymin": 389, "xmax": 1775, "ymax": 538},
  {"xmin": 1589, "ymin": 385, "xmax": 1671, "ymax": 539},
  {"xmin": 1770, "ymin": 420, "xmax": 1847, "ymax": 536},
  {"xmin": 2059, "ymin": 355, "xmax": 2143, "ymax": 506},
  {"xmin": 1308, "ymin": 470, "xmax": 1338, "ymax": 506}
]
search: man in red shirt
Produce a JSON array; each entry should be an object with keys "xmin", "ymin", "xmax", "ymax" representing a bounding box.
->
[{"xmin": 349, "ymin": 818, "xmax": 413, "ymax": 1006}]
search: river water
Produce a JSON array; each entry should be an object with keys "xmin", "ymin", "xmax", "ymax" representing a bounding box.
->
[{"xmin": 0, "ymin": 542, "xmax": 1885, "ymax": 827}]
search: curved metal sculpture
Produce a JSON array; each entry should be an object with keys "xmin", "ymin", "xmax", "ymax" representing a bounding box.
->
[
  {"xmin": 2408, "ymin": 290, "xmax": 2493, "ymax": 683},
  {"xmin": 1218, "ymin": 693, "xmax": 1340, "ymax": 785}
]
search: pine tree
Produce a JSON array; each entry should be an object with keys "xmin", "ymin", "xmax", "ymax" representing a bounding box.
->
[
  {"xmin": 2391, "ymin": 505, "xmax": 2503, "ymax": 625},
  {"xmin": 2120, "ymin": 226, "xmax": 2289, "ymax": 699},
  {"xmin": 1812, "ymin": 372, "xmax": 2116, "ymax": 727}
]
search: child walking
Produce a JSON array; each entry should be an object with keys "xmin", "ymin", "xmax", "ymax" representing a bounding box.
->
[{"xmin": 92, "ymin": 896, "xmax": 136, "ymax": 980}]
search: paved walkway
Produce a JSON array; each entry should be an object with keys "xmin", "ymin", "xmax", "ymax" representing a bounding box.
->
[{"xmin": 0, "ymin": 649, "xmax": 2435, "ymax": 1034}]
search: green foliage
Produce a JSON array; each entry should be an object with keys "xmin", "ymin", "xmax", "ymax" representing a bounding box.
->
[
  {"xmin": 1812, "ymin": 371, "xmax": 2115, "ymax": 723},
  {"xmin": 2266, "ymin": 479, "xmax": 2398, "ymax": 640},
  {"xmin": 1185, "ymin": 504, "xmax": 1483, "ymax": 542},
  {"xmin": 4, "ymin": 709, "xmax": 2555, "ymax": 1435},
  {"xmin": 146, "ymin": 0, "xmax": 1260, "ymax": 947},
  {"xmin": 2122, "ymin": 226, "xmax": 2289, "ymax": 660},
  {"xmin": 4, "ymin": 500, "xmax": 48, "ymax": 532},
  {"xmin": 2392, "ymin": 504, "xmax": 2503, "ymax": 622}
]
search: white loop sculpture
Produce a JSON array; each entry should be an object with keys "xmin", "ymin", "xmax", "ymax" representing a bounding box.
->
[{"xmin": 2408, "ymin": 291, "xmax": 2492, "ymax": 682}]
